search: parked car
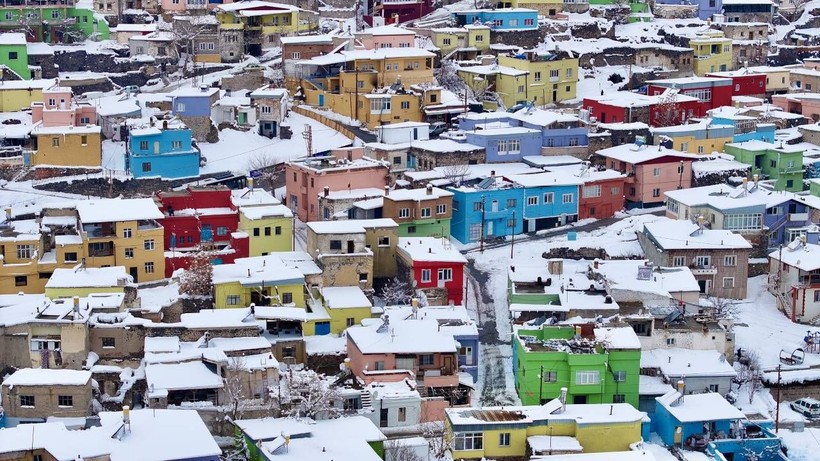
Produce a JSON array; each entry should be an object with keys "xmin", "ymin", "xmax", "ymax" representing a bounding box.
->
[
  {"xmin": 790, "ymin": 398, "xmax": 820, "ymax": 418},
  {"xmin": 429, "ymin": 122, "xmax": 448, "ymax": 138},
  {"xmin": 122, "ymin": 85, "xmax": 141, "ymax": 95}
]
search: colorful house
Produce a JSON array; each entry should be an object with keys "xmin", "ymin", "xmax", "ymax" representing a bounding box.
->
[
  {"xmin": 44, "ymin": 266, "xmax": 131, "ymax": 299},
  {"xmin": 155, "ymin": 186, "xmax": 239, "ymax": 251},
  {"xmin": 507, "ymin": 171, "xmax": 582, "ymax": 232},
  {"xmin": 446, "ymin": 397, "xmax": 645, "ymax": 460},
  {"xmin": 126, "ymin": 120, "xmax": 200, "ymax": 179},
  {"xmin": 582, "ymin": 90, "xmax": 700, "ymax": 127},
  {"xmin": 170, "ymin": 86, "xmax": 220, "ymax": 141},
  {"xmin": 249, "ymin": 87, "xmax": 287, "ymax": 138},
  {"xmin": 231, "ymin": 187, "xmax": 294, "ymax": 256},
  {"xmin": 449, "ymin": 175, "xmax": 524, "ymax": 244},
  {"xmin": 724, "ymin": 140, "xmax": 804, "ymax": 192},
  {"xmin": 768, "ymin": 241, "xmax": 820, "ymax": 323},
  {"xmin": 458, "ymin": 126, "xmax": 544, "ymax": 162},
  {"xmin": 365, "ymin": 0, "xmax": 433, "ymax": 23},
  {"xmin": 705, "ymin": 70, "xmax": 767, "ymax": 97},
  {"xmin": 215, "ymin": 1, "xmax": 316, "ymax": 57},
  {"xmin": 499, "ymin": 50, "xmax": 579, "ymax": 105},
  {"xmin": 646, "ymin": 77, "xmax": 734, "ymax": 118},
  {"xmin": 28, "ymin": 85, "xmax": 101, "ymax": 169},
  {"xmin": 0, "ymin": 33, "xmax": 29, "ymax": 79},
  {"xmin": 397, "ymin": 237, "xmax": 467, "ymax": 306},
  {"xmin": 430, "ymin": 26, "xmax": 491, "ymax": 60},
  {"xmin": 458, "ymin": 109, "xmax": 589, "ymax": 153},
  {"xmin": 382, "ymin": 185, "xmax": 453, "ymax": 237},
  {"xmin": 689, "ymin": 31, "xmax": 733, "ymax": 76},
  {"xmin": 0, "ymin": 3, "xmax": 109, "ymax": 43},
  {"xmin": 709, "ymin": 107, "xmax": 777, "ymax": 143},
  {"xmin": 355, "ymin": 24, "xmax": 416, "ymax": 50},
  {"xmin": 0, "ymin": 79, "xmax": 51, "ymax": 112},
  {"xmin": 650, "ymin": 120, "xmax": 735, "ymax": 154},
  {"xmin": 212, "ymin": 253, "xmax": 308, "ymax": 309},
  {"xmin": 498, "ymin": 0, "xmax": 563, "ymax": 15},
  {"xmin": 513, "ymin": 325, "xmax": 641, "ymax": 406},
  {"xmin": 594, "ymin": 144, "xmax": 696, "ymax": 208},
  {"xmin": 452, "ymin": 8, "xmax": 539, "ymax": 31}
]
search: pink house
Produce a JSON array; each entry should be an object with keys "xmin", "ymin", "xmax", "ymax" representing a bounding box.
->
[
  {"xmin": 595, "ymin": 144, "xmax": 697, "ymax": 208},
  {"xmin": 355, "ymin": 24, "xmax": 416, "ymax": 50},
  {"xmin": 772, "ymin": 93, "xmax": 820, "ymax": 122},
  {"xmin": 31, "ymin": 86, "xmax": 97, "ymax": 128},
  {"xmin": 285, "ymin": 147, "xmax": 390, "ymax": 222},
  {"xmin": 346, "ymin": 316, "xmax": 471, "ymax": 422},
  {"xmin": 161, "ymin": 0, "xmax": 227, "ymax": 11}
]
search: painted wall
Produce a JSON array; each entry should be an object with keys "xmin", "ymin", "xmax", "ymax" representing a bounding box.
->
[
  {"xmin": 450, "ymin": 187, "xmax": 524, "ymax": 244},
  {"xmin": 0, "ymin": 42, "xmax": 29, "ymax": 79},
  {"xmin": 464, "ymin": 130, "xmax": 543, "ymax": 163},
  {"xmin": 238, "ymin": 213, "xmax": 293, "ymax": 256},
  {"xmin": 32, "ymin": 130, "xmax": 102, "ymax": 168},
  {"xmin": 578, "ymin": 177, "xmax": 626, "ymax": 219}
]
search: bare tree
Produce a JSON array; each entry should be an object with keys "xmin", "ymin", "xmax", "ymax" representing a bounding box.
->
[
  {"xmin": 381, "ymin": 277, "xmax": 412, "ymax": 306},
  {"xmin": 440, "ymin": 163, "xmax": 470, "ymax": 187},
  {"xmin": 179, "ymin": 250, "xmax": 213, "ymax": 297},
  {"xmin": 164, "ymin": 17, "xmax": 214, "ymax": 76},
  {"xmin": 385, "ymin": 439, "xmax": 425, "ymax": 461},
  {"xmin": 707, "ymin": 296, "xmax": 739, "ymax": 319},
  {"xmin": 422, "ymin": 421, "xmax": 453, "ymax": 460},
  {"xmin": 284, "ymin": 368, "xmax": 341, "ymax": 419},
  {"xmin": 736, "ymin": 349, "xmax": 764, "ymax": 404},
  {"xmin": 653, "ymin": 90, "xmax": 682, "ymax": 128},
  {"xmin": 435, "ymin": 60, "xmax": 466, "ymax": 95},
  {"xmin": 223, "ymin": 357, "xmax": 248, "ymax": 421},
  {"xmin": 245, "ymin": 151, "xmax": 281, "ymax": 187}
]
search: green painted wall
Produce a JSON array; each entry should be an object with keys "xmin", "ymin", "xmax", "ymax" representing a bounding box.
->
[
  {"xmin": 399, "ymin": 218, "xmax": 451, "ymax": 238},
  {"xmin": 0, "ymin": 6, "xmax": 109, "ymax": 42},
  {"xmin": 0, "ymin": 42, "xmax": 29, "ymax": 79},
  {"xmin": 725, "ymin": 144, "xmax": 804, "ymax": 192}
]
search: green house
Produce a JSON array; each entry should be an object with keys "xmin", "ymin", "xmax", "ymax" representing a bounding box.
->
[
  {"xmin": 0, "ymin": 33, "xmax": 29, "ymax": 79},
  {"xmin": 513, "ymin": 325, "xmax": 641, "ymax": 407},
  {"xmin": 0, "ymin": 4, "xmax": 109, "ymax": 43},
  {"xmin": 724, "ymin": 140, "xmax": 804, "ymax": 192}
]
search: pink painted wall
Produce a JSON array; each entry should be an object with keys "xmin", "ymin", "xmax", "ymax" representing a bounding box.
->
[
  {"xmin": 772, "ymin": 94, "xmax": 820, "ymax": 121},
  {"xmin": 625, "ymin": 160, "xmax": 692, "ymax": 204},
  {"xmin": 32, "ymin": 88, "xmax": 98, "ymax": 127},
  {"xmin": 359, "ymin": 34, "xmax": 416, "ymax": 50},
  {"xmin": 421, "ymin": 399, "xmax": 451, "ymax": 423}
]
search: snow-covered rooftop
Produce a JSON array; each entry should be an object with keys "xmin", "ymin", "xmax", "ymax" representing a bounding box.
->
[
  {"xmin": 769, "ymin": 241, "xmax": 820, "ymax": 272},
  {"xmin": 76, "ymin": 198, "xmax": 163, "ymax": 224},
  {"xmin": 321, "ymin": 286, "xmax": 372, "ymax": 309},
  {"xmin": 642, "ymin": 219, "xmax": 752, "ymax": 250},
  {"xmin": 211, "ymin": 254, "xmax": 307, "ymax": 287},
  {"xmin": 656, "ymin": 391, "xmax": 745, "ymax": 422},
  {"xmin": 2, "ymin": 368, "xmax": 92, "ymax": 387},
  {"xmin": 641, "ymin": 348, "xmax": 737, "ymax": 378},
  {"xmin": 397, "ymin": 237, "xmax": 468, "ymax": 264},
  {"xmin": 347, "ymin": 318, "xmax": 459, "ymax": 354},
  {"xmin": 385, "ymin": 186, "xmax": 453, "ymax": 201},
  {"xmin": 45, "ymin": 266, "xmax": 131, "ymax": 289},
  {"xmin": 595, "ymin": 144, "xmax": 698, "ymax": 164},
  {"xmin": 664, "ymin": 182, "xmax": 791, "ymax": 210},
  {"xmin": 145, "ymin": 361, "xmax": 224, "ymax": 392}
]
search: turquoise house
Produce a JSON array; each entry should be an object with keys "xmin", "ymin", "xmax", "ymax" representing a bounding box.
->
[
  {"xmin": 127, "ymin": 121, "xmax": 201, "ymax": 179},
  {"xmin": 711, "ymin": 115, "xmax": 776, "ymax": 143},
  {"xmin": 452, "ymin": 8, "xmax": 539, "ymax": 30}
]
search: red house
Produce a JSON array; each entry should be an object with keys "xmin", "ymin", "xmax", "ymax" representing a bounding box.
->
[
  {"xmin": 365, "ymin": 0, "xmax": 433, "ymax": 25},
  {"xmin": 705, "ymin": 71, "xmax": 767, "ymax": 97},
  {"xmin": 155, "ymin": 186, "xmax": 248, "ymax": 276},
  {"xmin": 583, "ymin": 90, "xmax": 700, "ymax": 127},
  {"xmin": 646, "ymin": 77, "xmax": 733, "ymax": 117},
  {"xmin": 574, "ymin": 167, "xmax": 627, "ymax": 220},
  {"xmin": 397, "ymin": 237, "xmax": 467, "ymax": 306}
]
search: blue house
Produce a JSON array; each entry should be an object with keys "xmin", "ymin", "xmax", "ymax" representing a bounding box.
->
[
  {"xmin": 171, "ymin": 86, "xmax": 221, "ymax": 141},
  {"xmin": 709, "ymin": 107, "xmax": 776, "ymax": 143},
  {"xmin": 450, "ymin": 177, "xmax": 524, "ymax": 244},
  {"xmin": 507, "ymin": 172, "xmax": 581, "ymax": 232},
  {"xmin": 127, "ymin": 121, "xmax": 201, "ymax": 179},
  {"xmin": 459, "ymin": 109, "xmax": 589, "ymax": 149},
  {"xmin": 461, "ymin": 127, "xmax": 543, "ymax": 163},
  {"xmin": 452, "ymin": 8, "xmax": 539, "ymax": 30},
  {"xmin": 655, "ymin": 391, "xmax": 789, "ymax": 461}
]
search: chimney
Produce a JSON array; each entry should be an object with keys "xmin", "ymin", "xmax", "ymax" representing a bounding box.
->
[
  {"xmin": 323, "ymin": 186, "xmax": 330, "ymax": 197},
  {"xmin": 559, "ymin": 387, "xmax": 568, "ymax": 413},
  {"xmin": 200, "ymin": 84, "xmax": 209, "ymax": 93},
  {"xmin": 4, "ymin": 208, "xmax": 11, "ymax": 221},
  {"xmin": 122, "ymin": 405, "xmax": 131, "ymax": 424},
  {"xmin": 674, "ymin": 380, "xmax": 686, "ymax": 406},
  {"xmin": 384, "ymin": 186, "xmax": 390, "ymax": 196},
  {"xmin": 73, "ymin": 296, "xmax": 80, "ymax": 314},
  {"xmin": 491, "ymin": 170, "xmax": 496, "ymax": 177},
  {"xmin": 593, "ymin": 258, "xmax": 600, "ymax": 269},
  {"xmin": 426, "ymin": 184, "xmax": 433, "ymax": 195},
  {"xmin": 753, "ymin": 173, "xmax": 759, "ymax": 184},
  {"xmin": 162, "ymin": 120, "xmax": 168, "ymax": 130}
]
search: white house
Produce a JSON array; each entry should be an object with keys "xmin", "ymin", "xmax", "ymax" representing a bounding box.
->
[{"xmin": 768, "ymin": 239, "xmax": 820, "ymax": 323}]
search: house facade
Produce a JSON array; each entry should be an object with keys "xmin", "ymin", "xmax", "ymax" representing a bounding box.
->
[
  {"xmin": 127, "ymin": 120, "xmax": 200, "ymax": 179},
  {"xmin": 170, "ymin": 86, "xmax": 220, "ymax": 142},
  {"xmin": 690, "ymin": 31, "xmax": 733, "ymax": 76},
  {"xmin": 452, "ymin": 8, "xmax": 539, "ymax": 31},
  {"xmin": 383, "ymin": 185, "xmax": 453, "ymax": 237},
  {"xmin": 1, "ymin": 369, "xmax": 93, "ymax": 425},
  {"xmin": 724, "ymin": 140, "xmax": 804, "ymax": 192},
  {"xmin": 250, "ymin": 87, "xmax": 288, "ymax": 138},
  {"xmin": 397, "ymin": 237, "xmax": 467, "ymax": 306}
]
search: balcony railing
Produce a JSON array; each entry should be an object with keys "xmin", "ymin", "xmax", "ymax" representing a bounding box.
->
[{"xmin": 790, "ymin": 212, "xmax": 809, "ymax": 222}]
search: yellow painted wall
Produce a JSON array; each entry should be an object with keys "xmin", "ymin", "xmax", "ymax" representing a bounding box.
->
[
  {"xmin": 761, "ymin": 69, "xmax": 790, "ymax": 93},
  {"xmin": 32, "ymin": 131, "xmax": 102, "ymax": 168},
  {"xmin": 467, "ymin": 28, "xmax": 490, "ymax": 50},
  {"xmin": 691, "ymin": 36, "xmax": 733, "ymax": 76},
  {"xmin": 239, "ymin": 213, "xmax": 294, "ymax": 256},
  {"xmin": 499, "ymin": 55, "xmax": 579, "ymax": 105},
  {"xmin": 0, "ymin": 87, "xmax": 44, "ymax": 112},
  {"xmin": 110, "ymin": 220, "xmax": 165, "ymax": 283},
  {"xmin": 194, "ymin": 54, "xmax": 222, "ymax": 63},
  {"xmin": 432, "ymin": 31, "xmax": 464, "ymax": 55},
  {"xmin": 45, "ymin": 285, "xmax": 124, "ymax": 299},
  {"xmin": 658, "ymin": 134, "xmax": 732, "ymax": 155},
  {"xmin": 574, "ymin": 421, "xmax": 642, "ymax": 452},
  {"xmin": 327, "ymin": 306, "xmax": 372, "ymax": 334},
  {"xmin": 306, "ymin": 89, "xmax": 425, "ymax": 130},
  {"xmin": 213, "ymin": 280, "xmax": 305, "ymax": 309}
]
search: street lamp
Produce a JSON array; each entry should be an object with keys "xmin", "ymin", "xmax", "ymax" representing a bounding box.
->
[{"xmin": 538, "ymin": 364, "xmax": 544, "ymax": 405}]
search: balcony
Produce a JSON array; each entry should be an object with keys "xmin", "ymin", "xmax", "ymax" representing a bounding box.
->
[
  {"xmin": 690, "ymin": 265, "xmax": 717, "ymax": 275},
  {"xmin": 789, "ymin": 212, "xmax": 809, "ymax": 222},
  {"xmin": 422, "ymin": 368, "xmax": 458, "ymax": 388}
]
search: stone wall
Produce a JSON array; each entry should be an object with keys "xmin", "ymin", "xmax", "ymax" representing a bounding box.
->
[
  {"xmin": 179, "ymin": 115, "xmax": 220, "ymax": 143},
  {"xmin": 653, "ymin": 4, "xmax": 698, "ymax": 19},
  {"xmin": 292, "ymin": 106, "xmax": 360, "ymax": 141},
  {"xmin": 222, "ymin": 68, "xmax": 268, "ymax": 92},
  {"xmin": 145, "ymin": 325, "xmax": 261, "ymax": 341},
  {"xmin": 692, "ymin": 168, "xmax": 751, "ymax": 187},
  {"xmin": 588, "ymin": 132, "xmax": 612, "ymax": 154},
  {"xmin": 490, "ymin": 29, "xmax": 544, "ymax": 50},
  {"xmin": 33, "ymin": 166, "xmax": 102, "ymax": 181}
]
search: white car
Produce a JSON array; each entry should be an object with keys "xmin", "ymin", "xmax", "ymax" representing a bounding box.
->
[{"xmin": 790, "ymin": 398, "xmax": 820, "ymax": 418}]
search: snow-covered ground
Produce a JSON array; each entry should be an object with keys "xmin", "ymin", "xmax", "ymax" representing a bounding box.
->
[
  {"xmin": 1, "ymin": 182, "xmax": 98, "ymax": 217},
  {"xmin": 780, "ymin": 428, "xmax": 820, "ymax": 461}
]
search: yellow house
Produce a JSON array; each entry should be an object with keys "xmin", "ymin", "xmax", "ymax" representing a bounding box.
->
[
  {"xmin": 499, "ymin": 51, "xmax": 579, "ymax": 105},
  {"xmin": 231, "ymin": 186, "xmax": 294, "ymax": 256},
  {"xmin": 212, "ymin": 254, "xmax": 308, "ymax": 309},
  {"xmin": 445, "ymin": 398, "xmax": 644, "ymax": 460},
  {"xmin": 215, "ymin": 1, "xmax": 316, "ymax": 48},
  {"xmin": 431, "ymin": 25, "xmax": 490, "ymax": 60},
  {"xmin": 650, "ymin": 120, "xmax": 735, "ymax": 154},
  {"xmin": 748, "ymin": 65, "xmax": 790, "ymax": 94},
  {"xmin": 311, "ymin": 286, "xmax": 373, "ymax": 335},
  {"xmin": 0, "ymin": 79, "xmax": 51, "ymax": 112},
  {"xmin": 30, "ymin": 125, "xmax": 102, "ymax": 168},
  {"xmin": 691, "ymin": 31, "xmax": 733, "ymax": 76},
  {"xmin": 497, "ymin": 0, "xmax": 562, "ymax": 15},
  {"xmin": 44, "ymin": 266, "xmax": 131, "ymax": 299},
  {"xmin": 458, "ymin": 64, "xmax": 529, "ymax": 110},
  {"xmin": 0, "ymin": 198, "xmax": 165, "ymax": 295}
]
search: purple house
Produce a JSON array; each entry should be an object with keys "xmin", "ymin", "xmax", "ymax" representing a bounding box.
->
[
  {"xmin": 170, "ymin": 86, "xmax": 221, "ymax": 141},
  {"xmin": 446, "ymin": 126, "xmax": 542, "ymax": 163}
]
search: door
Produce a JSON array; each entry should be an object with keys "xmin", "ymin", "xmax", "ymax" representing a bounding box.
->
[
  {"xmin": 154, "ymin": 141, "xmax": 160, "ymax": 154},
  {"xmin": 443, "ymin": 355, "xmax": 453, "ymax": 373},
  {"xmin": 698, "ymin": 280, "xmax": 707, "ymax": 294},
  {"xmin": 318, "ymin": 94, "xmax": 325, "ymax": 107},
  {"xmin": 347, "ymin": 240, "xmax": 355, "ymax": 254},
  {"xmin": 238, "ymin": 111, "xmax": 247, "ymax": 125},
  {"xmin": 491, "ymin": 200, "xmax": 498, "ymax": 212},
  {"xmin": 201, "ymin": 224, "xmax": 213, "ymax": 242},
  {"xmin": 487, "ymin": 220, "xmax": 494, "ymax": 236},
  {"xmin": 380, "ymin": 408, "xmax": 389, "ymax": 427},
  {"xmin": 129, "ymin": 267, "xmax": 138, "ymax": 283},
  {"xmin": 552, "ymin": 90, "xmax": 557, "ymax": 102},
  {"xmin": 314, "ymin": 321, "xmax": 330, "ymax": 335},
  {"xmin": 463, "ymin": 347, "xmax": 473, "ymax": 365}
]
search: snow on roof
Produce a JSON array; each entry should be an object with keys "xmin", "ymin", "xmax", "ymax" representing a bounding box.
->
[
  {"xmin": 593, "ymin": 260, "xmax": 700, "ymax": 298},
  {"xmin": 114, "ymin": 23, "xmax": 157, "ymax": 32},
  {"xmin": 458, "ymin": 64, "xmax": 529, "ymax": 77},
  {"xmin": 250, "ymin": 87, "xmax": 288, "ymax": 98},
  {"xmin": 691, "ymin": 158, "xmax": 752, "ymax": 176},
  {"xmin": 323, "ymin": 187, "xmax": 385, "ymax": 200},
  {"xmin": 595, "ymin": 144, "xmax": 698, "ymax": 164},
  {"xmin": 32, "ymin": 124, "xmax": 101, "ymax": 136},
  {"xmin": 593, "ymin": 327, "xmax": 641, "ymax": 349},
  {"xmin": 656, "ymin": 391, "xmax": 745, "ymax": 422},
  {"xmin": 231, "ymin": 187, "xmax": 280, "ymax": 207},
  {"xmin": 642, "ymin": 218, "xmax": 752, "ymax": 250},
  {"xmin": 144, "ymin": 336, "xmax": 180, "ymax": 353},
  {"xmin": 506, "ymin": 171, "xmax": 585, "ymax": 188},
  {"xmin": 641, "ymin": 348, "xmax": 737, "ymax": 378},
  {"xmin": 94, "ymin": 94, "xmax": 142, "ymax": 117},
  {"xmin": 321, "ymin": 286, "xmax": 372, "ymax": 309},
  {"xmin": 769, "ymin": 241, "xmax": 820, "ymax": 271},
  {"xmin": 211, "ymin": 254, "xmax": 305, "ymax": 287},
  {"xmin": 305, "ymin": 334, "xmax": 347, "ymax": 355},
  {"xmin": 0, "ymin": 32, "xmax": 26, "ymax": 45},
  {"xmin": 522, "ymin": 155, "xmax": 583, "ymax": 167},
  {"xmin": 447, "ymin": 400, "xmax": 643, "ymax": 427},
  {"xmin": 386, "ymin": 186, "xmax": 453, "ymax": 201},
  {"xmin": 531, "ymin": 451, "xmax": 657, "ymax": 461},
  {"xmin": 170, "ymin": 86, "xmax": 220, "ymax": 98},
  {"xmin": 45, "ymin": 266, "xmax": 131, "ymax": 289},
  {"xmin": 2, "ymin": 368, "xmax": 91, "ymax": 387},
  {"xmin": 586, "ymin": 90, "xmax": 698, "ymax": 108},
  {"xmin": 640, "ymin": 375, "xmax": 675, "ymax": 396},
  {"xmin": 307, "ymin": 220, "xmax": 367, "ymax": 234},
  {"xmin": 76, "ymin": 198, "xmax": 163, "ymax": 223},
  {"xmin": 365, "ymin": 379, "xmax": 420, "ymax": 400},
  {"xmin": 280, "ymin": 35, "xmax": 334, "ymax": 44},
  {"xmin": 528, "ymin": 436, "xmax": 585, "ymax": 454},
  {"xmin": 347, "ymin": 318, "xmax": 459, "ymax": 354},
  {"xmin": 409, "ymin": 140, "xmax": 482, "ymax": 154},
  {"xmin": 240, "ymin": 204, "xmax": 293, "ymax": 219},
  {"xmin": 726, "ymin": 139, "xmax": 804, "ymax": 154},
  {"xmin": 145, "ymin": 361, "xmax": 224, "ymax": 391},
  {"xmin": 665, "ymin": 182, "xmax": 790, "ymax": 210},
  {"xmin": 360, "ymin": 24, "xmax": 416, "ymax": 36},
  {"xmin": 177, "ymin": 308, "xmax": 258, "ymax": 329},
  {"xmin": 397, "ymin": 237, "xmax": 468, "ymax": 264}
]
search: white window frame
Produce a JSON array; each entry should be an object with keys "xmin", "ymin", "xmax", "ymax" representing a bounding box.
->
[
  {"xmin": 399, "ymin": 208, "xmax": 410, "ymax": 218},
  {"xmin": 562, "ymin": 193, "xmax": 573, "ymax": 204},
  {"xmin": 421, "ymin": 269, "xmax": 431, "ymax": 283},
  {"xmin": 724, "ymin": 255, "xmax": 737, "ymax": 266},
  {"xmin": 575, "ymin": 370, "xmax": 601, "ymax": 385},
  {"xmin": 438, "ymin": 268, "xmax": 453, "ymax": 282},
  {"xmin": 583, "ymin": 185, "xmax": 601, "ymax": 198},
  {"xmin": 527, "ymin": 196, "xmax": 538, "ymax": 206},
  {"xmin": 436, "ymin": 204, "xmax": 446, "ymax": 214}
]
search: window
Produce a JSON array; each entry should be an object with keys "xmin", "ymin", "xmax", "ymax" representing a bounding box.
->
[
  {"xmin": 421, "ymin": 269, "xmax": 431, "ymax": 282},
  {"xmin": 81, "ymin": 135, "xmax": 88, "ymax": 146},
  {"xmin": 227, "ymin": 295, "xmax": 241, "ymax": 305},
  {"xmin": 473, "ymin": 202, "xmax": 483, "ymax": 211},
  {"xmin": 666, "ymin": 338, "xmax": 676, "ymax": 345},
  {"xmin": 144, "ymin": 239, "xmax": 155, "ymax": 250},
  {"xmin": 282, "ymin": 292, "xmax": 293, "ymax": 304},
  {"xmin": 57, "ymin": 395, "xmax": 74, "ymax": 407},
  {"xmin": 454, "ymin": 432, "xmax": 483, "ymax": 451},
  {"xmin": 144, "ymin": 262, "xmax": 154, "ymax": 273},
  {"xmin": 123, "ymin": 227, "xmax": 133, "ymax": 239},
  {"xmin": 652, "ymin": 188, "xmax": 661, "ymax": 198},
  {"xmin": 469, "ymin": 223, "xmax": 482, "ymax": 242},
  {"xmin": 64, "ymin": 252, "xmax": 78, "ymax": 263},
  {"xmin": 562, "ymin": 193, "xmax": 573, "ymax": 204},
  {"xmin": 542, "ymin": 371, "xmax": 557, "ymax": 382},
  {"xmin": 20, "ymin": 395, "xmax": 35, "ymax": 407},
  {"xmin": 550, "ymin": 69, "xmax": 559, "ymax": 79},
  {"xmin": 261, "ymin": 106, "xmax": 272, "ymax": 115},
  {"xmin": 527, "ymin": 196, "xmax": 538, "ymax": 206},
  {"xmin": 16, "ymin": 244, "xmax": 32, "ymax": 259},
  {"xmin": 708, "ymin": 384, "xmax": 719, "ymax": 392},
  {"xmin": 291, "ymin": 51, "xmax": 301, "ymax": 59},
  {"xmin": 672, "ymin": 256, "xmax": 686, "ymax": 267},
  {"xmin": 421, "ymin": 207, "xmax": 431, "ymax": 218},
  {"xmin": 124, "ymin": 248, "xmax": 134, "ymax": 259},
  {"xmin": 176, "ymin": 102, "xmax": 186, "ymax": 112},
  {"xmin": 142, "ymin": 162, "xmax": 152, "ymax": 172},
  {"xmin": 400, "ymin": 101, "xmax": 410, "ymax": 110},
  {"xmin": 613, "ymin": 371, "xmax": 627, "ymax": 382},
  {"xmin": 436, "ymin": 204, "xmax": 446, "ymax": 214},
  {"xmin": 399, "ymin": 208, "xmax": 410, "ymax": 218},
  {"xmin": 52, "ymin": 137, "xmax": 60, "ymax": 147},
  {"xmin": 723, "ymin": 277, "xmax": 735, "ymax": 289},
  {"xmin": 497, "ymin": 139, "xmax": 520, "ymax": 154},
  {"xmin": 171, "ymin": 140, "xmax": 182, "ymax": 149},
  {"xmin": 524, "ymin": 18, "xmax": 534, "ymax": 25},
  {"xmin": 583, "ymin": 185, "xmax": 601, "ymax": 198},
  {"xmin": 378, "ymin": 236, "xmax": 390, "ymax": 247},
  {"xmin": 475, "ymin": 35, "xmax": 484, "ymax": 41},
  {"xmin": 724, "ymin": 255, "xmax": 737, "ymax": 266},
  {"xmin": 507, "ymin": 218, "xmax": 515, "ymax": 228},
  {"xmin": 375, "ymin": 361, "xmax": 385, "ymax": 371},
  {"xmin": 499, "ymin": 432, "xmax": 511, "ymax": 446},
  {"xmin": 770, "ymin": 159, "xmax": 777, "ymax": 168},
  {"xmin": 442, "ymin": 38, "xmax": 452, "ymax": 45},
  {"xmin": 398, "ymin": 407, "xmax": 407, "ymax": 422},
  {"xmin": 613, "ymin": 394, "xmax": 626, "ymax": 403},
  {"xmin": 330, "ymin": 240, "xmax": 342, "ymax": 250},
  {"xmin": 653, "ymin": 167, "xmax": 661, "ymax": 176},
  {"xmin": 543, "ymin": 193, "xmax": 554, "ymax": 204},
  {"xmin": 576, "ymin": 370, "xmax": 600, "ymax": 385},
  {"xmin": 507, "ymin": 198, "xmax": 517, "ymax": 208},
  {"xmin": 695, "ymin": 255, "xmax": 711, "ymax": 267},
  {"xmin": 509, "ymin": 19, "xmax": 518, "ymax": 26},
  {"xmin": 31, "ymin": 338, "xmax": 59, "ymax": 351},
  {"xmin": 217, "ymin": 226, "xmax": 229, "ymax": 236},
  {"xmin": 438, "ymin": 268, "xmax": 453, "ymax": 282},
  {"xmin": 683, "ymin": 89, "xmax": 712, "ymax": 102},
  {"xmin": 566, "ymin": 68, "xmax": 572, "ymax": 78},
  {"xmin": 346, "ymin": 317, "xmax": 355, "ymax": 328},
  {"xmin": 369, "ymin": 98, "xmax": 391, "ymax": 113},
  {"xmin": 569, "ymin": 137, "xmax": 579, "ymax": 147},
  {"xmin": 517, "ymin": 85, "xmax": 525, "ymax": 93},
  {"xmin": 407, "ymin": 226, "xmax": 416, "ymax": 234}
]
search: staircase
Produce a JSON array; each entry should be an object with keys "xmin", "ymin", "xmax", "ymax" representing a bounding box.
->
[
  {"xmin": 360, "ymin": 389, "xmax": 373, "ymax": 409},
  {"xmin": 769, "ymin": 274, "xmax": 795, "ymax": 320}
]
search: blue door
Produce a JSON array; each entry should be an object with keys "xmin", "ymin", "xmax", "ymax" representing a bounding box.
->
[
  {"xmin": 314, "ymin": 321, "xmax": 330, "ymax": 335},
  {"xmin": 170, "ymin": 233, "xmax": 177, "ymax": 248},
  {"xmin": 201, "ymin": 224, "xmax": 213, "ymax": 242},
  {"xmin": 318, "ymin": 94, "xmax": 325, "ymax": 107}
]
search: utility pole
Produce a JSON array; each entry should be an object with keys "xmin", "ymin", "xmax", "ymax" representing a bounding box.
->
[
  {"xmin": 302, "ymin": 124, "xmax": 312, "ymax": 157},
  {"xmin": 775, "ymin": 364, "xmax": 782, "ymax": 432},
  {"xmin": 354, "ymin": 66, "xmax": 359, "ymax": 122},
  {"xmin": 539, "ymin": 364, "xmax": 544, "ymax": 404},
  {"xmin": 510, "ymin": 209, "xmax": 515, "ymax": 259},
  {"xmin": 479, "ymin": 194, "xmax": 486, "ymax": 252}
]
